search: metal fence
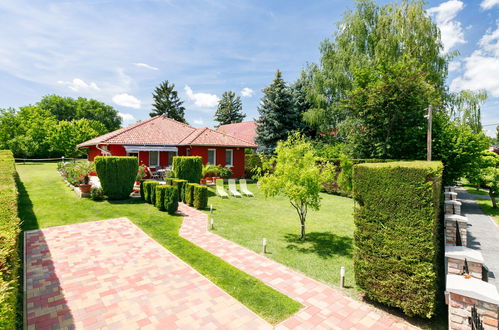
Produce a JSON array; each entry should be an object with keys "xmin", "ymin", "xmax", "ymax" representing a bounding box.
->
[{"xmin": 469, "ymin": 305, "xmax": 484, "ymax": 330}]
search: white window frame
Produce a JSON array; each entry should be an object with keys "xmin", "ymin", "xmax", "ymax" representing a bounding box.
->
[
  {"xmin": 207, "ymin": 149, "xmax": 216, "ymax": 165},
  {"xmin": 149, "ymin": 151, "xmax": 160, "ymax": 167},
  {"xmin": 225, "ymin": 149, "xmax": 233, "ymax": 168}
]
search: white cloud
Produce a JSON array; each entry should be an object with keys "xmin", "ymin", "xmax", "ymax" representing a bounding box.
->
[
  {"xmin": 184, "ymin": 85, "xmax": 219, "ymax": 108},
  {"xmin": 450, "ymin": 22, "xmax": 499, "ymax": 97},
  {"xmin": 427, "ymin": 0, "xmax": 466, "ymax": 53},
  {"xmin": 133, "ymin": 62, "xmax": 159, "ymax": 71},
  {"xmin": 481, "ymin": 0, "xmax": 499, "ymax": 10},
  {"xmin": 448, "ymin": 61, "xmax": 462, "ymax": 72},
  {"xmin": 112, "ymin": 93, "xmax": 141, "ymax": 109},
  {"xmin": 57, "ymin": 78, "xmax": 100, "ymax": 92},
  {"xmin": 240, "ymin": 87, "xmax": 254, "ymax": 97},
  {"xmin": 193, "ymin": 119, "xmax": 204, "ymax": 125},
  {"xmin": 118, "ymin": 112, "xmax": 136, "ymax": 124}
]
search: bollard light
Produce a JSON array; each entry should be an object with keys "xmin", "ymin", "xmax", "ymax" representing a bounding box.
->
[
  {"xmin": 340, "ymin": 266, "xmax": 345, "ymax": 288},
  {"xmin": 262, "ymin": 238, "xmax": 267, "ymax": 254}
]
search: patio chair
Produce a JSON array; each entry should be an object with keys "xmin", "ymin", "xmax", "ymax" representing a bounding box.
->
[
  {"xmin": 239, "ymin": 179, "xmax": 254, "ymax": 197},
  {"xmin": 216, "ymin": 179, "xmax": 229, "ymax": 198},
  {"xmin": 228, "ymin": 179, "xmax": 242, "ymax": 198},
  {"xmin": 147, "ymin": 167, "xmax": 161, "ymax": 180}
]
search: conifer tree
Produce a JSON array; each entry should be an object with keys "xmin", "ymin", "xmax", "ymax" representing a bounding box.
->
[
  {"xmin": 214, "ymin": 91, "xmax": 245, "ymax": 127},
  {"xmin": 150, "ymin": 81, "xmax": 187, "ymax": 123},
  {"xmin": 255, "ymin": 70, "xmax": 301, "ymax": 154}
]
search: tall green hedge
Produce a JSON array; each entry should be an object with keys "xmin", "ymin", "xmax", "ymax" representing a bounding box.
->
[
  {"xmin": 155, "ymin": 185, "xmax": 167, "ymax": 211},
  {"xmin": 94, "ymin": 156, "xmax": 138, "ymax": 200},
  {"xmin": 172, "ymin": 156, "xmax": 202, "ymax": 183},
  {"xmin": 0, "ymin": 150, "xmax": 21, "ymax": 329},
  {"xmin": 352, "ymin": 161, "xmax": 443, "ymax": 318},
  {"xmin": 193, "ymin": 185, "xmax": 208, "ymax": 210},
  {"xmin": 172, "ymin": 179, "xmax": 187, "ymax": 202},
  {"xmin": 164, "ymin": 185, "xmax": 179, "ymax": 214}
]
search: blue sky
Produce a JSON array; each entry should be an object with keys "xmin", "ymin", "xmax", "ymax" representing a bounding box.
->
[{"xmin": 0, "ymin": 0, "xmax": 498, "ymax": 136}]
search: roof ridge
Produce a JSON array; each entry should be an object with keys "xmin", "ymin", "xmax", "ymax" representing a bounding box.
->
[
  {"xmin": 100, "ymin": 116, "xmax": 160, "ymax": 143},
  {"xmin": 161, "ymin": 115, "xmax": 195, "ymax": 129}
]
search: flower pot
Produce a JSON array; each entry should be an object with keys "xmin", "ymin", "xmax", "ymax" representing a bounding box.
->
[
  {"xmin": 212, "ymin": 176, "xmax": 217, "ymax": 183},
  {"xmin": 200, "ymin": 178, "xmax": 206, "ymax": 185},
  {"xmin": 80, "ymin": 184, "xmax": 92, "ymax": 194}
]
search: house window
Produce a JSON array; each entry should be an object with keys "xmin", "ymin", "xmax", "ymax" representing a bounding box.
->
[
  {"xmin": 168, "ymin": 151, "xmax": 177, "ymax": 167},
  {"xmin": 149, "ymin": 151, "xmax": 159, "ymax": 167},
  {"xmin": 225, "ymin": 149, "xmax": 233, "ymax": 167},
  {"xmin": 207, "ymin": 149, "xmax": 216, "ymax": 165},
  {"xmin": 127, "ymin": 152, "xmax": 139, "ymax": 161}
]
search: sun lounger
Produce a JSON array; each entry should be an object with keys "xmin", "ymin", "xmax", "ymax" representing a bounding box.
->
[
  {"xmin": 216, "ymin": 179, "xmax": 229, "ymax": 198},
  {"xmin": 228, "ymin": 179, "xmax": 242, "ymax": 197},
  {"xmin": 239, "ymin": 179, "xmax": 254, "ymax": 197}
]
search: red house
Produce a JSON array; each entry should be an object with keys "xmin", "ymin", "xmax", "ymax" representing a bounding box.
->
[{"xmin": 77, "ymin": 116, "xmax": 257, "ymax": 178}]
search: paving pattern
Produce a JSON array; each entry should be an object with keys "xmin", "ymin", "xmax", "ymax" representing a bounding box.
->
[
  {"xmin": 25, "ymin": 218, "xmax": 270, "ymax": 329},
  {"xmin": 179, "ymin": 204, "xmax": 418, "ymax": 330}
]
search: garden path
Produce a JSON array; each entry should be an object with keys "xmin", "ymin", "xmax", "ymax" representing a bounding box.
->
[
  {"xmin": 178, "ymin": 204, "xmax": 418, "ymax": 329},
  {"xmin": 458, "ymin": 188, "xmax": 499, "ymax": 290},
  {"xmin": 24, "ymin": 218, "xmax": 270, "ymax": 329}
]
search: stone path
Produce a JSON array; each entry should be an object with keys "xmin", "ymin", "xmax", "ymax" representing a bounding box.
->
[
  {"xmin": 458, "ymin": 188, "xmax": 499, "ymax": 290},
  {"xmin": 25, "ymin": 218, "xmax": 270, "ymax": 329},
  {"xmin": 178, "ymin": 204, "xmax": 418, "ymax": 329}
]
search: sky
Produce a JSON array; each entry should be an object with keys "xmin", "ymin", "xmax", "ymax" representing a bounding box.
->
[{"xmin": 0, "ymin": 0, "xmax": 498, "ymax": 136}]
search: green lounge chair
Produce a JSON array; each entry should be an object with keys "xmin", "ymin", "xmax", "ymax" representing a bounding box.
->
[
  {"xmin": 228, "ymin": 179, "xmax": 242, "ymax": 198},
  {"xmin": 216, "ymin": 179, "xmax": 229, "ymax": 198},
  {"xmin": 239, "ymin": 179, "xmax": 254, "ymax": 197}
]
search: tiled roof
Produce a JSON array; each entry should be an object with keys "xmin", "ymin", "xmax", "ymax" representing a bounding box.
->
[
  {"xmin": 216, "ymin": 121, "xmax": 257, "ymax": 144},
  {"xmin": 77, "ymin": 116, "xmax": 257, "ymax": 148}
]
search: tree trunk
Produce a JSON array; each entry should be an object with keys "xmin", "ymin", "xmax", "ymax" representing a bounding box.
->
[
  {"xmin": 300, "ymin": 217, "xmax": 305, "ymax": 240},
  {"xmin": 490, "ymin": 189, "xmax": 497, "ymax": 208}
]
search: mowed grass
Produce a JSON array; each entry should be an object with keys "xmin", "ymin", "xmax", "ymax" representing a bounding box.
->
[
  {"xmin": 16, "ymin": 162, "xmax": 301, "ymax": 324},
  {"xmin": 205, "ymin": 183, "xmax": 357, "ymax": 292},
  {"xmin": 463, "ymin": 186, "xmax": 499, "ymax": 225}
]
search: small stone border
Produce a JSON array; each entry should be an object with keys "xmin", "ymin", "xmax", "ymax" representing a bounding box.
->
[{"xmin": 58, "ymin": 171, "xmax": 89, "ymax": 198}]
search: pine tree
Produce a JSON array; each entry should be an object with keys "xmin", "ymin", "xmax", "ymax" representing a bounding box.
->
[
  {"xmin": 255, "ymin": 70, "xmax": 301, "ymax": 154},
  {"xmin": 150, "ymin": 81, "xmax": 187, "ymax": 123},
  {"xmin": 214, "ymin": 91, "xmax": 245, "ymax": 127}
]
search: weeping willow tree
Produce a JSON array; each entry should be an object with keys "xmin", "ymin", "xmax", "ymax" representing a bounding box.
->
[
  {"xmin": 447, "ymin": 89, "xmax": 487, "ymax": 134},
  {"xmin": 303, "ymin": 0, "xmax": 448, "ymax": 133}
]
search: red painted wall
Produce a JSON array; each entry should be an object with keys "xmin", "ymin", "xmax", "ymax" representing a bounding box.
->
[{"xmin": 85, "ymin": 144, "xmax": 246, "ymax": 178}]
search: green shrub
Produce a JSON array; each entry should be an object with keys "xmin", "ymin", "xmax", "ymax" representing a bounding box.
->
[
  {"xmin": 90, "ymin": 187, "xmax": 104, "ymax": 201},
  {"xmin": 185, "ymin": 183, "xmax": 196, "ymax": 206},
  {"xmin": 0, "ymin": 150, "xmax": 21, "ymax": 329},
  {"xmin": 352, "ymin": 161, "xmax": 443, "ymax": 318},
  {"xmin": 219, "ymin": 167, "xmax": 232, "ymax": 179},
  {"xmin": 193, "ymin": 184, "xmax": 208, "ymax": 210},
  {"xmin": 163, "ymin": 185, "xmax": 179, "ymax": 214},
  {"xmin": 172, "ymin": 179, "xmax": 187, "ymax": 202},
  {"xmin": 94, "ymin": 156, "xmax": 138, "ymax": 200},
  {"xmin": 172, "ymin": 156, "xmax": 203, "ymax": 183},
  {"xmin": 155, "ymin": 185, "xmax": 168, "ymax": 211},
  {"xmin": 144, "ymin": 181, "xmax": 159, "ymax": 204}
]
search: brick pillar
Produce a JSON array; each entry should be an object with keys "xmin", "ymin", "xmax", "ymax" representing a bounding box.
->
[
  {"xmin": 445, "ymin": 245, "xmax": 484, "ymax": 279},
  {"xmin": 445, "ymin": 192, "xmax": 458, "ymax": 200},
  {"xmin": 445, "ymin": 215, "xmax": 468, "ymax": 246},
  {"xmin": 447, "ymin": 275, "xmax": 499, "ymax": 330},
  {"xmin": 445, "ymin": 186, "xmax": 456, "ymax": 193},
  {"xmin": 445, "ymin": 200, "xmax": 462, "ymax": 215}
]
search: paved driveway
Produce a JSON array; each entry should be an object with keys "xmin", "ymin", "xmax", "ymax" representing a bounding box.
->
[{"xmin": 25, "ymin": 218, "xmax": 270, "ymax": 329}]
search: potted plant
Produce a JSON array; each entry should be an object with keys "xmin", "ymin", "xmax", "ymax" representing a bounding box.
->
[
  {"xmin": 136, "ymin": 164, "xmax": 147, "ymax": 184},
  {"xmin": 202, "ymin": 164, "xmax": 220, "ymax": 183},
  {"xmin": 219, "ymin": 167, "xmax": 232, "ymax": 179},
  {"xmin": 78, "ymin": 161, "xmax": 95, "ymax": 194}
]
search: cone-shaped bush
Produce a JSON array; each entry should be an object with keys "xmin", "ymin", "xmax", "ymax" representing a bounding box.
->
[{"xmin": 94, "ymin": 156, "xmax": 138, "ymax": 200}]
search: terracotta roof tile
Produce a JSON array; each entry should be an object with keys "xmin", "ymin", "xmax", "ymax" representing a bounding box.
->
[
  {"xmin": 216, "ymin": 121, "xmax": 257, "ymax": 144},
  {"xmin": 77, "ymin": 116, "xmax": 256, "ymax": 148}
]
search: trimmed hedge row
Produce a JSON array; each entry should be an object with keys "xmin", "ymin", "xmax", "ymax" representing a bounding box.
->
[
  {"xmin": 0, "ymin": 150, "xmax": 21, "ymax": 329},
  {"xmin": 172, "ymin": 179, "xmax": 188, "ymax": 203},
  {"xmin": 95, "ymin": 156, "xmax": 138, "ymax": 200},
  {"xmin": 193, "ymin": 185, "xmax": 208, "ymax": 210},
  {"xmin": 172, "ymin": 156, "xmax": 203, "ymax": 183},
  {"xmin": 352, "ymin": 161, "xmax": 443, "ymax": 318},
  {"xmin": 155, "ymin": 185, "xmax": 179, "ymax": 214},
  {"xmin": 185, "ymin": 183, "xmax": 196, "ymax": 206},
  {"xmin": 142, "ymin": 181, "xmax": 159, "ymax": 204}
]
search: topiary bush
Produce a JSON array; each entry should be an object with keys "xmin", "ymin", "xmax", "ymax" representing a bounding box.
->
[
  {"xmin": 164, "ymin": 185, "xmax": 179, "ymax": 214},
  {"xmin": 352, "ymin": 161, "xmax": 443, "ymax": 318},
  {"xmin": 172, "ymin": 156, "xmax": 203, "ymax": 183},
  {"xmin": 94, "ymin": 156, "xmax": 138, "ymax": 200},
  {"xmin": 0, "ymin": 150, "xmax": 21, "ymax": 329},
  {"xmin": 172, "ymin": 179, "xmax": 187, "ymax": 202},
  {"xmin": 185, "ymin": 183, "xmax": 196, "ymax": 206},
  {"xmin": 142, "ymin": 181, "xmax": 159, "ymax": 204},
  {"xmin": 90, "ymin": 187, "xmax": 105, "ymax": 201},
  {"xmin": 155, "ymin": 185, "xmax": 168, "ymax": 211},
  {"xmin": 193, "ymin": 184, "xmax": 208, "ymax": 210}
]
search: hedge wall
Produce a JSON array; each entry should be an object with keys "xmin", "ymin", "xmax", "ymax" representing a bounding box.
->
[
  {"xmin": 172, "ymin": 156, "xmax": 202, "ymax": 183},
  {"xmin": 0, "ymin": 150, "xmax": 21, "ymax": 329},
  {"xmin": 352, "ymin": 161, "xmax": 443, "ymax": 318},
  {"xmin": 95, "ymin": 156, "xmax": 138, "ymax": 200},
  {"xmin": 193, "ymin": 185, "xmax": 208, "ymax": 210}
]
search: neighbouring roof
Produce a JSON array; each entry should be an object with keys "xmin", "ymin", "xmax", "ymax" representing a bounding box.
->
[
  {"xmin": 216, "ymin": 121, "xmax": 257, "ymax": 144},
  {"xmin": 77, "ymin": 116, "xmax": 257, "ymax": 148}
]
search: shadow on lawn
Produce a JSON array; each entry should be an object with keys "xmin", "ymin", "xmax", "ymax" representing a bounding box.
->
[
  {"xmin": 284, "ymin": 231, "xmax": 353, "ymax": 259},
  {"xmin": 15, "ymin": 173, "xmax": 39, "ymax": 231}
]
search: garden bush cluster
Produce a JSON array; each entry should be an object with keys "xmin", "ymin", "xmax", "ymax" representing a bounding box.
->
[
  {"xmin": 352, "ymin": 161, "xmax": 443, "ymax": 318},
  {"xmin": 172, "ymin": 156, "xmax": 203, "ymax": 183},
  {"xmin": 0, "ymin": 150, "xmax": 21, "ymax": 329},
  {"xmin": 95, "ymin": 156, "xmax": 138, "ymax": 200},
  {"xmin": 57, "ymin": 160, "xmax": 95, "ymax": 186},
  {"xmin": 142, "ymin": 179, "xmax": 207, "ymax": 211}
]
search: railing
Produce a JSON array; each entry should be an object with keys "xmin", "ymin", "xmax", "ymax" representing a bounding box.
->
[{"xmin": 469, "ymin": 305, "xmax": 484, "ymax": 330}]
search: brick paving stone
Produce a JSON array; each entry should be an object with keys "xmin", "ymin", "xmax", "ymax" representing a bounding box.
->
[
  {"xmin": 25, "ymin": 218, "xmax": 270, "ymax": 329},
  {"xmin": 178, "ymin": 203, "xmax": 420, "ymax": 329}
]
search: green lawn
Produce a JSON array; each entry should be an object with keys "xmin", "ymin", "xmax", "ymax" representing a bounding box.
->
[
  {"xmin": 16, "ymin": 162, "xmax": 301, "ymax": 324},
  {"xmin": 463, "ymin": 186, "xmax": 499, "ymax": 224},
  {"xmin": 205, "ymin": 183, "xmax": 357, "ymax": 292}
]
